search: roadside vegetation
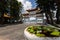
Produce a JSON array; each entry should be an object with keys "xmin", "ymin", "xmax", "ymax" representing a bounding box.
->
[
  {"xmin": 36, "ymin": 0, "xmax": 60, "ymax": 27},
  {"xmin": 0, "ymin": 0, "xmax": 23, "ymax": 24}
]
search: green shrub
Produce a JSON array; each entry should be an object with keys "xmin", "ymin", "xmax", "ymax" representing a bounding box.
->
[{"xmin": 27, "ymin": 25, "xmax": 60, "ymax": 37}]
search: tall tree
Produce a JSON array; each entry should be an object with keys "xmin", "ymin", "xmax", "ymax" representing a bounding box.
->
[
  {"xmin": 36, "ymin": 0, "xmax": 55, "ymax": 25},
  {"xmin": 55, "ymin": 0, "xmax": 60, "ymax": 24},
  {"xmin": 0, "ymin": 0, "xmax": 8, "ymax": 24},
  {"xmin": 10, "ymin": 0, "xmax": 22, "ymax": 20},
  {"xmin": 0, "ymin": 0, "xmax": 23, "ymax": 24},
  {"xmin": 36, "ymin": 0, "xmax": 60, "ymax": 28}
]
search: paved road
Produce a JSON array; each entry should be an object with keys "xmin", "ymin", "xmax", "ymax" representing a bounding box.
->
[{"xmin": 0, "ymin": 23, "xmax": 39, "ymax": 40}]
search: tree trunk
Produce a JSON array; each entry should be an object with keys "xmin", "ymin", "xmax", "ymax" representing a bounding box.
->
[
  {"xmin": 56, "ymin": 7, "xmax": 60, "ymax": 24},
  {"xmin": 45, "ymin": 10, "xmax": 54, "ymax": 25},
  {"xmin": 48, "ymin": 11, "xmax": 54, "ymax": 25},
  {"xmin": 1, "ymin": 12, "xmax": 5, "ymax": 24},
  {"xmin": 45, "ymin": 11, "xmax": 50, "ymax": 24}
]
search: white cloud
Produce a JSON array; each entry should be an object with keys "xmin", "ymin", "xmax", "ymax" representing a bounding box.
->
[
  {"xmin": 24, "ymin": 1, "xmax": 32, "ymax": 10},
  {"xmin": 17, "ymin": 0, "xmax": 32, "ymax": 13}
]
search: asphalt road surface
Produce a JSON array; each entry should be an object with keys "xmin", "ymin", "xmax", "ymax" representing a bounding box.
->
[{"xmin": 0, "ymin": 23, "xmax": 39, "ymax": 40}]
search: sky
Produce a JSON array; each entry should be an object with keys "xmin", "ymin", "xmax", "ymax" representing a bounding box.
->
[
  {"xmin": 17, "ymin": 0, "xmax": 36, "ymax": 13},
  {"xmin": 29, "ymin": 0, "xmax": 36, "ymax": 8}
]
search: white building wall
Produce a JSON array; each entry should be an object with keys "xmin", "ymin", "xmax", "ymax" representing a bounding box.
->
[{"xmin": 23, "ymin": 10, "xmax": 44, "ymax": 24}]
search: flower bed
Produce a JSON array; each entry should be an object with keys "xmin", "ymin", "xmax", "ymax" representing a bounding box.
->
[{"xmin": 24, "ymin": 25, "xmax": 60, "ymax": 40}]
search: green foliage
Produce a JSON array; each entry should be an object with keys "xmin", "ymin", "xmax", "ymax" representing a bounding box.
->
[
  {"xmin": 0, "ymin": 0, "xmax": 8, "ymax": 16},
  {"xmin": 10, "ymin": 0, "xmax": 23, "ymax": 20},
  {"xmin": 36, "ymin": 0, "xmax": 60, "ymax": 26},
  {"xmin": 51, "ymin": 31, "xmax": 60, "ymax": 36},
  {"xmin": 36, "ymin": 0, "xmax": 55, "ymax": 10},
  {"xmin": 27, "ymin": 26, "xmax": 37, "ymax": 34},
  {"xmin": 36, "ymin": 0, "xmax": 60, "ymax": 24},
  {"xmin": 0, "ymin": 0, "xmax": 23, "ymax": 23},
  {"xmin": 27, "ymin": 25, "xmax": 60, "ymax": 37},
  {"xmin": 36, "ymin": 33, "xmax": 45, "ymax": 37}
]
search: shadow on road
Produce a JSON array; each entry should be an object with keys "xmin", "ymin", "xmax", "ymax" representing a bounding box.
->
[
  {"xmin": 0, "ymin": 22, "xmax": 23, "ymax": 27},
  {"xmin": 0, "ymin": 24, "xmax": 7, "ymax": 27}
]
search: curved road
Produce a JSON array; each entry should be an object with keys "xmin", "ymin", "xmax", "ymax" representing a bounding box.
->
[{"xmin": 0, "ymin": 23, "xmax": 38, "ymax": 40}]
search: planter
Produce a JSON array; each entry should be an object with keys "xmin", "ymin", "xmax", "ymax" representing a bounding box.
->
[{"xmin": 24, "ymin": 25, "xmax": 60, "ymax": 40}]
